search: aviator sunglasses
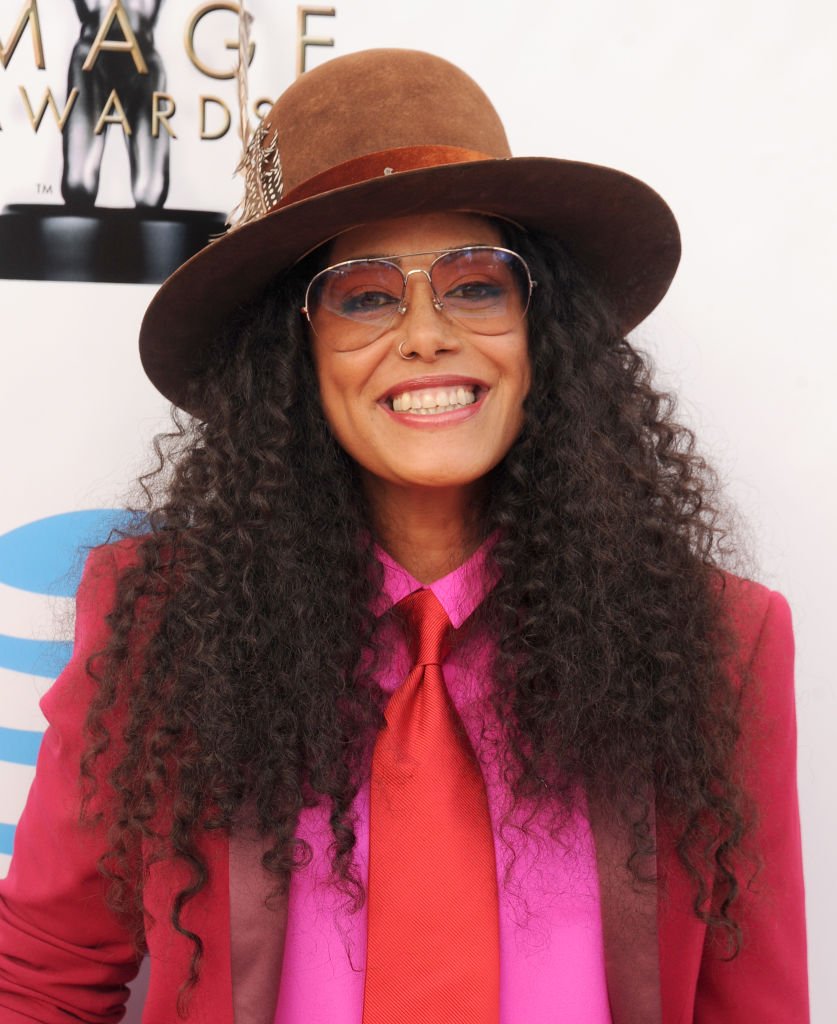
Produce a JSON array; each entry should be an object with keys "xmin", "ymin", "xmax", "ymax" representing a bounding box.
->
[{"xmin": 302, "ymin": 245, "xmax": 536, "ymax": 351}]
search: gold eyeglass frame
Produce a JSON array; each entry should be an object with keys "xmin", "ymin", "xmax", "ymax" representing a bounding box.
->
[{"xmin": 301, "ymin": 245, "xmax": 537, "ymax": 345}]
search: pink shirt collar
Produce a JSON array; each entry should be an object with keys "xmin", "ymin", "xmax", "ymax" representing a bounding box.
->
[{"xmin": 373, "ymin": 534, "xmax": 500, "ymax": 628}]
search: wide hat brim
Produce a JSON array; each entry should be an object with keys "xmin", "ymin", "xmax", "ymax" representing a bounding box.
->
[{"xmin": 140, "ymin": 154, "xmax": 680, "ymax": 418}]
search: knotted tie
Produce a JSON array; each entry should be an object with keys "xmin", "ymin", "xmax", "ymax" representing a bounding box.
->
[{"xmin": 362, "ymin": 588, "xmax": 500, "ymax": 1023}]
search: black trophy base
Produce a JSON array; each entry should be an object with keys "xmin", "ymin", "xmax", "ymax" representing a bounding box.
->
[{"xmin": 0, "ymin": 205, "xmax": 228, "ymax": 285}]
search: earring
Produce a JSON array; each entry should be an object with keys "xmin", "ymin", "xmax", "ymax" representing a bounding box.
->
[{"xmin": 398, "ymin": 340, "xmax": 417, "ymax": 360}]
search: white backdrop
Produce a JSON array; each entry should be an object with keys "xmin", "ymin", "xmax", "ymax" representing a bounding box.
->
[{"xmin": 0, "ymin": 1, "xmax": 833, "ymax": 1019}]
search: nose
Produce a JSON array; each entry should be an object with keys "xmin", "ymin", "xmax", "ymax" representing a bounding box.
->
[{"xmin": 396, "ymin": 271, "xmax": 461, "ymax": 361}]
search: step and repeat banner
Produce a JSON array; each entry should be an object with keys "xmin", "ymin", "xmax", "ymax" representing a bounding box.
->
[{"xmin": 1, "ymin": 2, "xmax": 834, "ymax": 1018}]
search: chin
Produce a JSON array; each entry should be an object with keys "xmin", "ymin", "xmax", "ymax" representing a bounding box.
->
[{"xmin": 391, "ymin": 463, "xmax": 490, "ymax": 490}]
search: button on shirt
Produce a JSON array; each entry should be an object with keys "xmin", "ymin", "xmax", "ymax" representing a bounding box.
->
[{"xmin": 275, "ymin": 540, "xmax": 612, "ymax": 1023}]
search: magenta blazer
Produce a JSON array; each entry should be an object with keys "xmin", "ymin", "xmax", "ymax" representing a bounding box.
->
[{"xmin": 0, "ymin": 543, "xmax": 809, "ymax": 1023}]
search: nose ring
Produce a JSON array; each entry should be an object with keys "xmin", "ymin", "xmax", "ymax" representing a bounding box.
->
[{"xmin": 397, "ymin": 340, "xmax": 417, "ymax": 360}]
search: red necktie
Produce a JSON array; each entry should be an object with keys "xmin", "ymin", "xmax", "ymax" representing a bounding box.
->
[{"xmin": 363, "ymin": 588, "xmax": 500, "ymax": 1023}]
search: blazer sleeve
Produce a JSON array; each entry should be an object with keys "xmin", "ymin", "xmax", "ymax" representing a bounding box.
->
[
  {"xmin": 694, "ymin": 589, "xmax": 809, "ymax": 1022},
  {"xmin": 0, "ymin": 546, "xmax": 140, "ymax": 1024}
]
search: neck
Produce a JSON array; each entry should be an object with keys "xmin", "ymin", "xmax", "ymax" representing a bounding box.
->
[{"xmin": 363, "ymin": 478, "xmax": 485, "ymax": 584}]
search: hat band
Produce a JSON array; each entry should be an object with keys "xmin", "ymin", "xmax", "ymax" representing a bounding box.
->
[{"xmin": 277, "ymin": 145, "xmax": 494, "ymax": 210}]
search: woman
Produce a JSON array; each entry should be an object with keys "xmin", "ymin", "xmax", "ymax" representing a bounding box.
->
[{"xmin": 0, "ymin": 48, "xmax": 807, "ymax": 1023}]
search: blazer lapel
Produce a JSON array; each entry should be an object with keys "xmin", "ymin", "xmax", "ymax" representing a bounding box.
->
[
  {"xmin": 589, "ymin": 798, "xmax": 662, "ymax": 1024},
  {"xmin": 228, "ymin": 828, "xmax": 289, "ymax": 1024}
]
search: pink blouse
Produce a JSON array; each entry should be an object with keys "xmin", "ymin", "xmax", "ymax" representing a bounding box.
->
[{"xmin": 274, "ymin": 541, "xmax": 612, "ymax": 1022}]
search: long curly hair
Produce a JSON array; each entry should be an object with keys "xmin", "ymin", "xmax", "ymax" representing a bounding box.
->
[{"xmin": 81, "ymin": 222, "xmax": 753, "ymax": 1007}]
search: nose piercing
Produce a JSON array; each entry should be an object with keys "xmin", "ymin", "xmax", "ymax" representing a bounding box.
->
[{"xmin": 398, "ymin": 340, "xmax": 417, "ymax": 360}]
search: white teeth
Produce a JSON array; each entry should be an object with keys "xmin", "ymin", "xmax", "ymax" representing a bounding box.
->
[{"xmin": 390, "ymin": 385, "xmax": 478, "ymax": 414}]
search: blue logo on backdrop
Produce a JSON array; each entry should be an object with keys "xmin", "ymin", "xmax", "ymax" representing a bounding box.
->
[
  {"xmin": 0, "ymin": 509, "xmax": 137, "ymax": 856},
  {"xmin": 0, "ymin": 509, "xmax": 136, "ymax": 596}
]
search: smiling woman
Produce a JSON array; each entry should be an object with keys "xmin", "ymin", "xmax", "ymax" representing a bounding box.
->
[
  {"xmin": 307, "ymin": 214, "xmax": 531, "ymax": 571},
  {"xmin": 0, "ymin": 47, "xmax": 808, "ymax": 1024}
]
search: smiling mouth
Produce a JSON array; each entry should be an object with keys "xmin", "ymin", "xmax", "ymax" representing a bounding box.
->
[{"xmin": 387, "ymin": 384, "xmax": 481, "ymax": 414}]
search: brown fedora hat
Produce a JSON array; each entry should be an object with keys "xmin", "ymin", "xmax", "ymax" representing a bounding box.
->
[{"xmin": 139, "ymin": 48, "xmax": 680, "ymax": 415}]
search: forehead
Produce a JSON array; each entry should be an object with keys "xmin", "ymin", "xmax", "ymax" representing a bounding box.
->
[{"xmin": 328, "ymin": 212, "xmax": 503, "ymax": 263}]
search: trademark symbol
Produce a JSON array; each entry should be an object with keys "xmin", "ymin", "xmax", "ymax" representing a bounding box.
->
[{"xmin": 36, "ymin": 182, "xmax": 53, "ymax": 194}]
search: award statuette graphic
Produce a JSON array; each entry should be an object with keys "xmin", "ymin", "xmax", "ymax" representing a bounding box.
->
[
  {"xmin": 0, "ymin": 0, "xmax": 227, "ymax": 284},
  {"xmin": 62, "ymin": 0, "xmax": 170, "ymax": 211}
]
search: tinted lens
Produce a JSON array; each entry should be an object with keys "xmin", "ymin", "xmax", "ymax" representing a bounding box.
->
[
  {"xmin": 431, "ymin": 248, "xmax": 529, "ymax": 333},
  {"xmin": 308, "ymin": 260, "xmax": 404, "ymax": 350}
]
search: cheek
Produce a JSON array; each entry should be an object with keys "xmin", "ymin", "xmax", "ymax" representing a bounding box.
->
[
  {"xmin": 312, "ymin": 349, "xmax": 378, "ymax": 456},
  {"xmin": 315, "ymin": 375, "xmax": 355, "ymax": 451},
  {"xmin": 498, "ymin": 354, "xmax": 530, "ymax": 449},
  {"xmin": 312, "ymin": 341, "xmax": 347, "ymax": 416},
  {"xmin": 506, "ymin": 341, "xmax": 531, "ymax": 424}
]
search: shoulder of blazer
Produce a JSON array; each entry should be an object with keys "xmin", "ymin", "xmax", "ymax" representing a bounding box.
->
[{"xmin": 710, "ymin": 568, "xmax": 782, "ymax": 671}]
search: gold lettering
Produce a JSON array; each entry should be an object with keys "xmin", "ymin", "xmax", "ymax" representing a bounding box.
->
[
  {"xmin": 82, "ymin": 0, "xmax": 148, "ymax": 74},
  {"xmin": 94, "ymin": 89, "xmax": 132, "ymax": 135},
  {"xmin": 253, "ymin": 97, "xmax": 273, "ymax": 122},
  {"xmin": 296, "ymin": 5, "xmax": 335, "ymax": 77},
  {"xmin": 152, "ymin": 92, "xmax": 177, "ymax": 138},
  {"xmin": 199, "ymin": 95, "xmax": 231, "ymax": 139},
  {"xmin": 1, "ymin": 0, "xmax": 45, "ymax": 70},
  {"xmin": 186, "ymin": 3, "xmax": 254, "ymax": 81},
  {"xmin": 19, "ymin": 86, "xmax": 79, "ymax": 132}
]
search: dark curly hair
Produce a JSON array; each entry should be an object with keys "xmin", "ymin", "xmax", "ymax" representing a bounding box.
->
[{"xmin": 80, "ymin": 221, "xmax": 753, "ymax": 1009}]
